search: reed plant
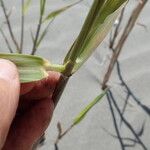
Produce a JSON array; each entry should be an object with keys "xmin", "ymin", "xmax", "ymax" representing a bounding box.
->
[
  {"xmin": 53, "ymin": 0, "xmax": 148, "ymax": 149},
  {"xmin": 0, "ymin": 0, "xmax": 128, "ymax": 101},
  {"xmin": 0, "ymin": 0, "xmax": 130, "ymax": 149}
]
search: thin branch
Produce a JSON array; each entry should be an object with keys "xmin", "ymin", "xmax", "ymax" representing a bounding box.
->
[
  {"xmin": 32, "ymin": 134, "xmax": 46, "ymax": 150},
  {"xmin": 31, "ymin": 15, "xmax": 42, "ymax": 55},
  {"xmin": 31, "ymin": 0, "xmax": 46, "ymax": 55},
  {"xmin": 137, "ymin": 22, "xmax": 147, "ymax": 31},
  {"xmin": 0, "ymin": 28, "xmax": 13, "ymax": 53},
  {"xmin": 109, "ymin": 8, "xmax": 125, "ymax": 50},
  {"xmin": 55, "ymin": 122, "xmax": 74, "ymax": 150},
  {"xmin": 36, "ymin": 18, "xmax": 54, "ymax": 49},
  {"xmin": 102, "ymin": 0, "xmax": 147, "ymax": 90},
  {"xmin": 0, "ymin": 0, "xmax": 20, "ymax": 52},
  {"xmin": 108, "ymin": 90, "xmax": 148, "ymax": 150},
  {"xmin": 106, "ymin": 93, "xmax": 125, "ymax": 150},
  {"xmin": 20, "ymin": 0, "xmax": 25, "ymax": 53}
]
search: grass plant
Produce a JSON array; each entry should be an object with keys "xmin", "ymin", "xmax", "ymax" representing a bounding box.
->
[{"xmin": 0, "ymin": 0, "xmax": 132, "ymax": 149}]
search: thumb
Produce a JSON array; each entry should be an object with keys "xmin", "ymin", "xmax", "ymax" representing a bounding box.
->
[{"xmin": 0, "ymin": 59, "xmax": 20, "ymax": 148}]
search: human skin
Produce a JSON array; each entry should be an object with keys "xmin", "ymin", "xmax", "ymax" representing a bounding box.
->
[{"xmin": 0, "ymin": 59, "xmax": 60, "ymax": 150}]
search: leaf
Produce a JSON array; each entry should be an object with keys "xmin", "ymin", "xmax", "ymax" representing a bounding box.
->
[
  {"xmin": 0, "ymin": 53, "xmax": 49, "ymax": 83},
  {"xmin": 73, "ymin": 89, "xmax": 108, "ymax": 125},
  {"xmin": 64, "ymin": 0, "xmax": 128, "ymax": 73},
  {"xmin": 23, "ymin": 0, "xmax": 32, "ymax": 15},
  {"xmin": 43, "ymin": 0, "xmax": 82, "ymax": 23},
  {"xmin": 0, "ymin": 53, "xmax": 65, "ymax": 83}
]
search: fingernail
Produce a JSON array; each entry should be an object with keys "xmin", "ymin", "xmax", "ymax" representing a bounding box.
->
[{"xmin": 0, "ymin": 59, "xmax": 19, "ymax": 81}]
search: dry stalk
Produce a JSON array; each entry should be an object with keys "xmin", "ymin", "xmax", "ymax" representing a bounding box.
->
[
  {"xmin": 0, "ymin": 0, "xmax": 20, "ymax": 53},
  {"xmin": 0, "ymin": 28, "xmax": 13, "ymax": 53},
  {"xmin": 54, "ymin": 122, "xmax": 74, "ymax": 150},
  {"xmin": 20, "ymin": 0, "xmax": 25, "ymax": 53},
  {"xmin": 31, "ymin": 15, "xmax": 43, "ymax": 55},
  {"xmin": 31, "ymin": 0, "xmax": 46, "ymax": 55},
  {"xmin": 102, "ymin": 0, "xmax": 147, "ymax": 90},
  {"xmin": 109, "ymin": 7, "xmax": 125, "ymax": 50}
]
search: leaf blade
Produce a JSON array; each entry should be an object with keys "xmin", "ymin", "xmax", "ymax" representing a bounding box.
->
[
  {"xmin": 0, "ymin": 53, "xmax": 49, "ymax": 83},
  {"xmin": 43, "ymin": 0, "xmax": 82, "ymax": 23},
  {"xmin": 64, "ymin": 0, "xmax": 128, "ymax": 74},
  {"xmin": 73, "ymin": 89, "xmax": 108, "ymax": 125}
]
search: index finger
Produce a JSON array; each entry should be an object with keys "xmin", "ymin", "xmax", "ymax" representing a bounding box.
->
[{"xmin": 20, "ymin": 71, "xmax": 60, "ymax": 97}]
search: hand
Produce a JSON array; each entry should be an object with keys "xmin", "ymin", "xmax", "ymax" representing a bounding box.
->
[{"xmin": 0, "ymin": 59, "xmax": 60, "ymax": 150}]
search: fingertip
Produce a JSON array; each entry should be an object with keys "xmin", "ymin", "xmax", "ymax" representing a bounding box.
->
[
  {"xmin": 0, "ymin": 59, "xmax": 19, "ymax": 82},
  {"xmin": 0, "ymin": 59, "xmax": 20, "ymax": 148}
]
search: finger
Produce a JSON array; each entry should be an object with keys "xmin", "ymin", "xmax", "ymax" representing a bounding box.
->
[
  {"xmin": 20, "ymin": 71, "xmax": 60, "ymax": 100},
  {"xmin": 3, "ymin": 97, "xmax": 54, "ymax": 150},
  {"xmin": 18, "ymin": 71, "xmax": 60, "ymax": 118},
  {"xmin": 0, "ymin": 59, "xmax": 20, "ymax": 149},
  {"xmin": 20, "ymin": 82, "xmax": 35, "ymax": 95}
]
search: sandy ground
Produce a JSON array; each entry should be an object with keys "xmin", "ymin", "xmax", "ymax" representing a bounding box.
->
[{"xmin": 0, "ymin": 0, "xmax": 150, "ymax": 150}]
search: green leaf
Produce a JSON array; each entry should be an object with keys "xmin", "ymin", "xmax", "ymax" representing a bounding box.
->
[
  {"xmin": 43, "ymin": 0, "xmax": 82, "ymax": 23},
  {"xmin": 64, "ymin": 0, "xmax": 128, "ymax": 74},
  {"xmin": 23, "ymin": 0, "xmax": 32, "ymax": 15},
  {"xmin": 73, "ymin": 89, "xmax": 108, "ymax": 125},
  {"xmin": 0, "ymin": 53, "xmax": 65, "ymax": 83},
  {"xmin": 0, "ymin": 53, "xmax": 48, "ymax": 83}
]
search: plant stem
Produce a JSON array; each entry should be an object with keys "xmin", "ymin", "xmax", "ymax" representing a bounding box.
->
[
  {"xmin": 0, "ymin": 28, "xmax": 13, "ymax": 53},
  {"xmin": 52, "ymin": 75, "xmax": 69, "ymax": 106},
  {"xmin": 31, "ymin": 0, "xmax": 46, "ymax": 55},
  {"xmin": 63, "ymin": 0, "xmax": 105, "ymax": 76},
  {"xmin": 52, "ymin": 0, "xmax": 103, "ymax": 105},
  {"xmin": 45, "ymin": 63, "xmax": 66, "ymax": 73},
  {"xmin": 102, "ymin": 0, "xmax": 147, "ymax": 90},
  {"xmin": 109, "ymin": 8, "xmax": 125, "ymax": 50},
  {"xmin": 54, "ymin": 88, "xmax": 108, "ymax": 149},
  {"xmin": 31, "ymin": 16, "xmax": 42, "ymax": 55},
  {"xmin": 55, "ymin": 123, "xmax": 74, "ymax": 150},
  {"xmin": 0, "ymin": 0, "xmax": 20, "ymax": 53},
  {"xmin": 20, "ymin": 0, "xmax": 25, "ymax": 53},
  {"xmin": 31, "ymin": 14, "xmax": 43, "ymax": 55},
  {"xmin": 52, "ymin": 0, "xmax": 108, "ymax": 106},
  {"xmin": 36, "ymin": 18, "xmax": 54, "ymax": 49}
]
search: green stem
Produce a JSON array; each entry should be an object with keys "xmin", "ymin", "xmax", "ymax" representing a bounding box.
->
[
  {"xmin": 45, "ymin": 63, "xmax": 66, "ymax": 73},
  {"xmin": 53, "ymin": 0, "xmax": 106, "ymax": 106},
  {"xmin": 31, "ymin": 0, "xmax": 46, "ymax": 55},
  {"xmin": 63, "ymin": 0, "xmax": 105, "ymax": 76},
  {"xmin": 20, "ymin": 0, "xmax": 25, "ymax": 53}
]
